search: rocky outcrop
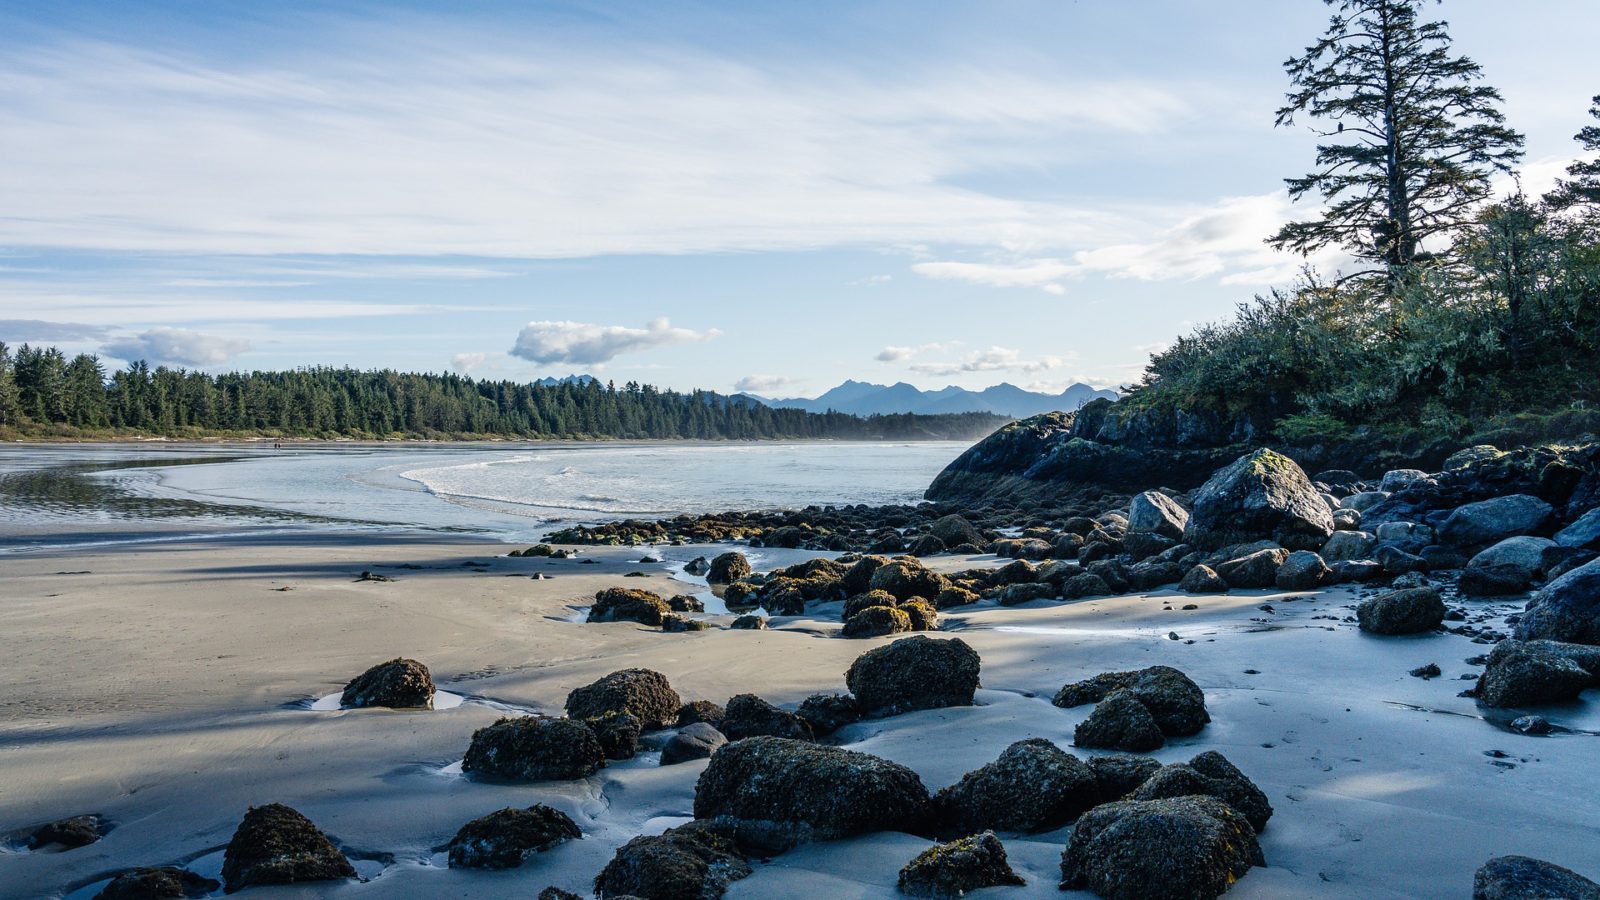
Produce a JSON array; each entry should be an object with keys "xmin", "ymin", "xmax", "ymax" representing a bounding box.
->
[
  {"xmin": 1514, "ymin": 558, "xmax": 1600, "ymax": 645},
  {"xmin": 1438, "ymin": 495, "xmax": 1553, "ymax": 547},
  {"xmin": 1058, "ymin": 796, "xmax": 1263, "ymax": 900},
  {"xmin": 898, "ymin": 831, "xmax": 1026, "ymax": 898},
  {"xmin": 844, "ymin": 636, "xmax": 981, "ymax": 718},
  {"xmin": 447, "ymin": 805, "xmax": 581, "ymax": 869},
  {"xmin": 1183, "ymin": 449, "xmax": 1334, "ymax": 551},
  {"xmin": 1473, "ymin": 856, "xmax": 1600, "ymax": 900},
  {"xmin": 340, "ymin": 657, "xmax": 434, "ymax": 709},
  {"xmin": 692, "ymin": 736, "xmax": 932, "ymax": 852},
  {"xmin": 565, "ymin": 668, "xmax": 681, "ymax": 730},
  {"xmin": 462, "ymin": 716, "xmax": 607, "ymax": 781},
  {"xmin": 934, "ymin": 738, "xmax": 1099, "ymax": 835},
  {"xmin": 220, "ymin": 804, "xmax": 356, "ymax": 893}
]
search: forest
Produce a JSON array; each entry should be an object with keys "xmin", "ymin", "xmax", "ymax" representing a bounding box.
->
[{"xmin": 0, "ymin": 351, "xmax": 1007, "ymax": 442}]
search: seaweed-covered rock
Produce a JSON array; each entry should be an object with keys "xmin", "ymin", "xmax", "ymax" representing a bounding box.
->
[
  {"xmin": 1063, "ymin": 572, "xmax": 1112, "ymax": 599},
  {"xmin": 898, "ymin": 831, "xmax": 1026, "ymax": 898},
  {"xmin": 900, "ymin": 598, "xmax": 939, "ymax": 631},
  {"xmin": 729, "ymin": 614, "xmax": 767, "ymax": 630},
  {"xmin": 1439, "ymin": 495, "xmax": 1553, "ymax": 547},
  {"xmin": 720, "ymin": 694, "xmax": 813, "ymax": 742},
  {"xmin": 842, "ymin": 555, "xmax": 891, "ymax": 595},
  {"xmin": 1086, "ymin": 755, "xmax": 1163, "ymax": 801},
  {"xmin": 1515, "ymin": 557, "xmax": 1600, "ymax": 645},
  {"xmin": 796, "ymin": 693, "xmax": 861, "ymax": 737},
  {"xmin": 1275, "ymin": 550, "xmax": 1330, "ymax": 590},
  {"xmin": 1129, "ymin": 752, "xmax": 1273, "ymax": 832},
  {"xmin": 447, "ymin": 805, "xmax": 581, "ymax": 869},
  {"xmin": 29, "ymin": 815, "xmax": 102, "ymax": 850},
  {"xmin": 1475, "ymin": 642, "xmax": 1596, "ymax": 708},
  {"xmin": 565, "ymin": 668, "xmax": 682, "ymax": 730},
  {"xmin": 1052, "ymin": 665, "xmax": 1209, "ymax": 737},
  {"xmin": 935, "ymin": 585, "xmax": 982, "ymax": 609},
  {"xmin": 662, "ymin": 722, "xmax": 728, "ymax": 766},
  {"xmin": 220, "ymin": 804, "xmax": 356, "ymax": 893},
  {"xmin": 845, "ymin": 636, "xmax": 981, "ymax": 718},
  {"xmin": 594, "ymin": 821, "xmax": 752, "ymax": 899},
  {"xmin": 1129, "ymin": 491, "xmax": 1189, "ymax": 540},
  {"xmin": 677, "ymin": 700, "xmax": 726, "ymax": 729},
  {"xmin": 1180, "ymin": 565, "xmax": 1228, "ymax": 594},
  {"xmin": 539, "ymin": 887, "xmax": 582, "ymax": 900},
  {"xmin": 1214, "ymin": 548, "xmax": 1289, "ymax": 589},
  {"xmin": 934, "ymin": 738, "xmax": 1098, "ymax": 835},
  {"xmin": 694, "ymin": 737, "xmax": 932, "ymax": 853},
  {"xmin": 662, "ymin": 613, "xmax": 710, "ymax": 633},
  {"xmin": 1059, "ymin": 797, "xmax": 1263, "ymax": 900},
  {"xmin": 870, "ymin": 559, "xmax": 950, "ymax": 602},
  {"xmin": 1073, "ymin": 690, "xmax": 1165, "ymax": 752},
  {"xmin": 1357, "ymin": 587, "xmax": 1445, "ymax": 635},
  {"xmin": 907, "ymin": 534, "xmax": 947, "ymax": 557},
  {"xmin": 463, "ymin": 716, "xmax": 607, "ymax": 781},
  {"xmin": 1183, "ymin": 449, "xmax": 1334, "ymax": 551},
  {"xmin": 588, "ymin": 712, "xmax": 642, "ymax": 760},
  {"xmin": 843, "ymin": 589, "xmax": 900, "ymax": 619},
  {"xmin": 929, "ymin": 514, "xmax": 985, "ymax": 550},
  {"xmin": 843, "ymin": 605, "xmax": 913, "ymax": 638},
  {"xmin": 94, "ymin": 867, "xmax": 219, "ymax": 899},
  {"xmin": 707, "ymin": 552, "xmax": 752, "ymax": 585},
  {"xmin": 340, "ymin": 657, "xmax": 435, "ymax": 709},
  {"xmin": 1473, "ymin": 855, "xmax": 1600, "ymax": 900},
  {"xmin": 668, "ymin": 594, "xmax": 706, "ymax": 613},
  {"xmin": 588, "ymin": 588, "xmax": 672, "ymax": 626}
]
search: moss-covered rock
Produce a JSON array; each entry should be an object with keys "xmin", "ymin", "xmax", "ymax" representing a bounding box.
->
[
  {"xmin": 707, "ymin": 552, "xmax": 753, "ymax": 585},
  {"xmin": 588, "ymin": 588, "xmax": 672, "ymax": 626},
  {"xmin": 869, "ymin": 559, "xmax": 950, "ymax": 602},
  {"xmin": 1129, "ymin": 751, "xmax": 1273, "ymax": 832},
  {"xmin": 898, "ymin": 831, "xmax": 1026, "ymax": 897},
  {"xmin": 796, "ymin": 693, "xmax": 861, "ymax": 737},
  {"xmin": 843, "ymin": 589, "xmax": 900, "ymax": 619},
  {"xmin": 594, "ymin": 821, "xmax": 751, "ymax": 899},
  {"xmin": 220, "ymin": 804, "xmax": 356, "ymax": 893},
  {"xmin": 1053, "ymin": 665, "xmax": 1209, "ymax": 737},
  {"xmin": 94, "ymin": 867, "xmax": 219, "ymax": 899},
  {"xmin": 339, "ymin": 657, "xmax": 435, "ymax": 709},
  {"xmin": 845, "ymin": 636, "xmax": 981, "ymax": 718},
  {"xmin": 565, "ymin": 668, "xmax": 682, "ymax": 730},
  {"xmin": 677, "ymin": 700, "xmax": 726, "ymax": 730},
  {"xmin": 843, "ymin": 605, "xmax": 914, "ymax": 638},
  {"xmin": 720, "ymin": 693, "xmax": 813, "ymax": 742},
  {"xmin": 447, "ymin": 805, "xmax": 581, "ymax": 869},
  {"xmin": 587, "ymin": 712, "xmax": 642, "ymax": 760},
  {"xmin": 1059, "ymin": 797, "xmax": 1264, "ymax": 900},
  {"xmin": 462, "ymin": 716, "xmax": 606, "ymax": 781},
  {"xmin": 934, "ymin": 738, "xmax": 1098, "ymax": 835}
]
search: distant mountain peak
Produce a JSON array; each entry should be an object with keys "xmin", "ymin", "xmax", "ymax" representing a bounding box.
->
[{"xmin": 749, "ymin": 379, "xmax": 1119, "ymax": 417}]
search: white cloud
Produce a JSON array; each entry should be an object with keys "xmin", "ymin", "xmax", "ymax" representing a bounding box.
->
[
  {"xmin": 908, "ymin": 346, "xmax": 1063, "ymax": 377},
  {"xmin": 509, "ymin": 318, "xmax": 719, "ymax": 367},
  {"xmin": 101, "ymin": 327, "xmax": 250, "ymax": 366},
  {"xmin": 910, "ymin": 259, "xmax": 1075, "ymax": 293},
  {"xmin": 733, "ymin": 374, "xmax": 800, "ymax": 394},
  {"xmin": 0, "ymin": 319, "xmax": 109, "ymax": 342},
  {"xmin": 875, "ymin": 342, "xmax": 956, "ymax": 363},
  {"xmin": 451, "ymin": 351, "xmax": 492, "ymax": 373}
]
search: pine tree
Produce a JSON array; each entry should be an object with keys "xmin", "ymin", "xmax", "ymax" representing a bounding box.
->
[
  {"xmin": 0, "ymin": 342, "xmax": 21, "ymax": 426},
  {"xmin": 1549, "ymin": 95, "xmax": 1600, "ymax": 212},
  {"xmin": 1271, "ymin": 0, "xmax": 1523, "ymax": 276}
]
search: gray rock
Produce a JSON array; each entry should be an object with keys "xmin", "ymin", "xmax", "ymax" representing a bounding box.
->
[
  {"xmin": 1357, "ymin": 587, "xmax": 1445, "ymax": 635},
  {"xmin": 1473, "ymin": 855, "xmax": 1599, "ymax": 900},
  {"xmin": 1183, "ymin": 449, "xmax": 1335, "ymax": 551},
  {"xmin": 594, "ymin": 821, "xmax": 751, "ymax": 899},
  {"xmin": 1129, "ymin": 491, "xmax": 1189, "ymax": 540},
  {"xmin": 1374, "ymin": 521, "xmax": 1432, "ymax": 549},
  {"xmin": 934, "ymin": 738, "xmax": 1099, "ymax": 835},
  {"xmin": 565, "ymin": 668, "xmax": 681, "ymax": 730},
  {"xmin": 1514, "ymin": 557, "xmax": 1600, "ymax": 644},
  {"xmin": 462, "ymin": 716, "xmax": 607, "ymax": 781},
  {"xmin": 898, "ymin": 831, "xmax": 1026, "ymax": 898},
  {"xmin": 1475, "ymin": 643, "xmax": 1595, "ymax": 707},
  {"xmin": 1322, "ymin": 530, "xmax": 1377, "ymax": 562},
  {"xmin": 1380, "ymin": 468, "xmax": 1431, "ymax": 492},
  {"xmin": 1332, "ymin": 507, "xmax": 1363, "ymax": 530},
  {"xmin": 845, "ymin": 636, "xmax": 981, "ymax": 718},
  {"xmin": 1555, "ymin": 507, "xmax": 1600, "ymax": 551},
  {"xmin": 1073, "ymin": 690, "xmax": 1165, "ymax": 752},
  {"xmin": 1444, "ymin": 445, "xmax": 1503, "ymax": 471},
  {"xmin": 1215, "ymin": 548, "xmax": 1289, "ymax": 589},
  {"xmin": 1439, "ymin": 495, "xmax": 1553, "ymax": 547},
  {"xmin": 661, "ymin": 722, "xmax": 728, "ymax": 765},
  {"xmin": 1468, "ymin": 536, "xmax": 1558, "ymax": 578},
  {"xmin": 1275, "ymin": 550, "xmax": 1330, "ymax": 590},
  {"xmin": 684, "ymin": 556, "xmax": 710, "ymax": 576},
  {"xmin": 1128, "ymin": 751, "xmax": 1273, "ymax": 833},
  {"xmin": 1509, "ymin": 715, "xmax": 1552, "ymax": 735},
  {"xmin": 1377, "ymin": 545, "xmax": 1428, "ymax": 575},
  {"xmin": 1180, "ymin": 564, "xmax": 1228, "ymax": 594},
  {"xmin": 1343, "ymin": 490, "xmax": 1391, "ymax": 512},
  {"xmin": 1059, "ymin": 796, "xmax": 1263, "ymax": 900},
  {"xmin": 446, "ymin": 805, "xmax": 581, "ymax": 869},
  {"xmin": 1459, "ymin": 563, "xmax": 1534, "ymax": 597}
]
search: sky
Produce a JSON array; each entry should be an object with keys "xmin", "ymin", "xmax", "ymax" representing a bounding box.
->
[{"xmin": 0, "ymin": 0, "xmax": 1595, "ymax": 397}]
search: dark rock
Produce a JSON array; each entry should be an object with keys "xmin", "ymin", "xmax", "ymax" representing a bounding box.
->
[
  {"xmin": 1514, "ymin": 558, "xmax": 1600, "ymax": 644},
  {"xmin": 842, "ymin": 604, "xmax": 913, "ymax": 638},
  {"xmin": 668, "ymin": 594, "xmax": 706, "ymax": 613},
  {"xmin": 989, "ymin": 559, "xmax": 1039, "ymax": 586},
  {"xmin": 1377, "ymin": 545, "xmax": 1429, "ymax": 575},
  {"xmin": 594, "ymin": 821, "xmax": 751, "ymax": 899},
  {"xmin": 898, "ymin": 831, "xmax": 1026, "ymax": 897},
  {"xmin": 677, "ymin": 700, "xmax": 725, "ymax": 730},
  {"xmin": 869, "ymin": 559, "xmax": 949, "ymax": 601},
  {"xmin": 1357, "ymin": 587, "xmax": 1445, "ymax": 635},
  {"xmin": 692, "ymin": 736, "xmax": 932, "ymax": 852},
  {"xmin": 1087, "ymin": 559, "xmax": 1130, "ymax": 593},
  {"xmin": 729, "ymin": 614, "xmax": 767, "ymax": 630},
  {"xmin": 1063, "ymin": 572, "xmax": 1112, "ymax": 599},
  {"xmin": 1059, "ymin": 796, "xmax": 1263, "ymax": 900},
  {"xmin": 1509, "ymin": 715, "xmax": 1552, "ymax": 735},
  {"xmin": 1086, "ymin": 755, "xmax": 1162, "ymax": 800},
  {"xmin": 1128, "ymin": 491, "xmax": 1189, "ymax": 540},
  {"xmin": 539, "ymin": 888, "xmax": 582, "ymax": 900},
  {"xmin": 907, "ymin": 534, "xmax": 947, "ymax": 557},
  {"xmin": 340, "ymin": 657, "xmax": 435, "ymax": 709},
  {"xmin": 684, "ymin": 556, "xmax": 711, "ymax": 576},
  {"xmin": 29, "ymin": 815, "xmax": 102, "ymax": 850},
  {"xmin": 1439, "ymin": 494, "xmax": 1553, "ymax": 547},
  {"xmin": 934, "ymin": 738, "xmax": 1098, "ymax": 835},
  {"xmin": 463, "ymin": 716, "xmax": 607, "ymax": 781},
  {"xmin": 935, "ymin": 585, "xmax": 982, "ymax": 609},
  {"xmin": 588, "ymin": 588, "xmax": 671, "ymax": 626},
  {"xmin": 901, "ymin": 599, "xmax": 939, "ymax": 631},
  {"xmin": 1180, "ymin": 565, "xmax": 1228, "ymax": 594},
  {"xmin": 1321, "ymin": 530, "xmax": 1377, "ymax": 562},
  {"xmin": 1127, "ymin": 559, "xmax": 1185, "ymax": 591},
  {"xmin": 1074, "ymin": 690, "xmax": 1165, "ymax": 752},
  {"xmin": 707, "ymin": 552, "xmax": 753, "ymax": 585},
  {"xmin": 94, "ymin": 867, "xmax": 219, "ymax": 899},
  {"xmin": 843, "ymin": 589, "xmax": 900, "ymax": 619},
  {"xmin": 796, "ymin": 693, "xmax": 861, "ymax": 737},
  {"xmin": 1410, "ymin": 663, "xmax": 1441, "ymax": 679},
  {"xmin": 661, "ymin": 613, "xmax": 709, "ymax": 632},
  {"xmin": 997, "ymin": 582, "xmax": 1057, "ymax": 606},
  {"xmin": 1468, "ymin": 536, "xmax": 1557, "ymax": 579},
  {"xmin": 1183, "ymin": 448, "xmax": 1334, "ymax": 551},
  {"xmin": 1214, "ymin": 548, "xmax": 1288, "ymax": 589},
  {"xmin": 929, "ymin": 514, "xmax": 985, "ymax": 549},
  {"xmin": 661, "ymin": 722, "xmax": 728, "ymax": 765},
  {"xmin": 845, "ymin": 636, "xmax": 981, "ymax": 718},
  {"xmin": 447, "ymin": 805, "xmax": 581, "ymax": 869},
  {"xmin": 1053, "ymin": 665, "xmax": 1209, "ymax": 737},
  {"xmin": 841, "ymin": 555, "xmax": 890, "ymax": 595},
  {"xmin": 1555, "ymin": 507, "xmax": 1600, "ymax": 551},
  {"xmin": 1473, "ymin": 855, "xmax": 1599, "ymax": 900},
  {"xmin": 1334, "ymin": 559, "xmax": 1385, "ymax": 582},
  {"xmin": 565, "ymin": 668, "xmax": 681, "ymax": 730},
  {"xmin": 1420, "ymin": 545, "xmax": 1470, "ymax": 570},
  {"xmin": 1129, "ymin": 751, "xmax": 1273, "ymax": 832},
  {"xmin": 1275, "ymin": 550, "xmax": 1330, "ymax": 590},
  {"xmin": 220, "ymin": 804, "xmax": 355, "ymax": 893},
  {"xmin": 1459, "ymin": 563, "xmax": 1534, "ymax": 597},
  {"xmin": 1123, "ymin": 531, "xmax": 1178, "ymax": 561},
  {"xmin": 1475, "ymin": 643, "xmax": 1595, "ymax": 707},
  {"xmin": 720, "ymin": 694, "xmax": 813, "ymax": 742},
  {"xmin": 587, "ymin": 712, "xmax": 642, "ymax": 760}
]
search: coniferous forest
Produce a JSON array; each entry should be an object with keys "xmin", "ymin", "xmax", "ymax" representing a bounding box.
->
[{"xmin": 0, "ymin": 346, "xmax": 1008, "ymax": 442}]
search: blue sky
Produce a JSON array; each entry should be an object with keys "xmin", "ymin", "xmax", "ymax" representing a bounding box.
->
[{"xmin": 1, "ymin": 0, "xmax": 1595, "ymax": 396}]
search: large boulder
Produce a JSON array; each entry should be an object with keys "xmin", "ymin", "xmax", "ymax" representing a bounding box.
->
[
  {"xmin": 1467, "ymin": 536, "xmax": 1557, "ymax": 580},
  {"xmin": 340, "ymin": 657, "xmax": 435, "ymax": 709},
  {"xmin": 842, "ymin": 605, "xmax": 913, "ymax": 638},
  {"xmin": 707, "ymin": 552, "xmax": 753, "ymax": 585},
  {"xmin": 928, "ymin": 515, "xmax": 985, "ymax": 550},
  {"xmin": 1073, "ymin": 691, "xmax": 1165, "ymax": 752},
  {"xmin": 1474, "ymin": 856, "xmax": 1600, "ymax": 900},
  {"xmin": 587, "ymin": 712, "xmax": 642, "ymax": 761},
  {"xmin": 692, "ymin": 736, "xmax": 932, "ymax": 852},
  {"xmin": 1052, "ymin": 665, "xmax": 1209, "ymax": 737},
  {"xmin": 796, "ymin": 693, "xmax": 861, "ymax": 737},
  {"xmin": 462, "ymin": 716, "xmax": 607, "ymax": 781},
  {"xmin": 220, "ymin": 804, "xmax": 356, "ymax": 893},
  {"xmin": 1514, "ymin": 558, "xmax": 1600, "ymax": 645},
  {"xmin": 662, "ymin": 722, "xmax": 728, "ymax": 766},
  {"xmin": 94, "ymin": 868, "xmax": 220, "ymax": 900},
  {"xmin": 1086, "ymin": 755, "xmax": 1164, "ymax": 800},
  {"xmin": 1128, "ymin": 751, "xmax": 1273, "ymax": 833},
  {"xmin": 1183, "ymin": 449, "xmax": 1335, "ymax": 551},
  {"xmin": 1438, "ymin": 495, "xmax": 1553, "ymax": 547},
  {"xmin": 1214, "ymin": 548, "xmax": 1289, "ymax": 589},
  {"xmin": 1058, "ymin": 797, "xmax": 1263, "ymax": 900},
  {"xmin": 898, "ymin": 831, "xmax": 1026, "ymax": 898},
  {"xmin": 565, "ymin": 668, "xmax": 681, "ymax": 730},
  {"xmin": 720, "ymin": 694, "xmax": 813, "ymax": 742},
  {"xmin": 1129, "ymin": 491, "xmax": 1189, "ymax": 540},
  {"xmin": 1475, "ymin": 642, "xmax": 1597, "ymax": 708},
  {"xmin": 869, "ymin": 559, "xmax": 949, "ymax": 602},
  {"xmin": 1459, "ymin": 564, "xmax": 1535, "ymax": 597},
  {"xmin": 845, "ymin": 636, "xmax": 981, "ymax": 718},
  {"xmin": 1180, "ymin": 565, "xmax": 1228, "ymax": 594},
  {"xmin": 1275, "ymin": 550, "xmax": 1330, "ymax": 590},
  {"xmin": 593, "ymin": 821, "xmax": 751, "ymax": 899},
  {"xmin": 934, "ymin": 738, "xmax": 1099, "ymax": 835},
  {"xmin": 588, "ymin": 588, "xmax": 671, "ymax": 626},
  {"xmin": 1555, "ymin": 507, "xmax": 1600, "ymax": 551},
  {"xmin": 1357, "ymin": 587, "xmax": 1445, "ymax": 635},
  {"xmin": 446, "ymin": 805, "xmax": 581, "ymax": 869}
]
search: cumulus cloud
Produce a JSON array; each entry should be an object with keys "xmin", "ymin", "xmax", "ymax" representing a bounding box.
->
[
  {"xmin": 908, "ymin": 346, "xmax": 1063, "ymax": 377},
  {"xmin": 101, "ymin": 327, "xmax": 249, "ymax": 366},
  {"xmin": 910, "ymin": 259, "xmax": 1074, "ymax": 294},
  {"xmin": 875, "ymin": 342, "xmax": 955, "ymax": 363},
  {"xmin": 509, "ymin": 318, "xmax": 719, "ymax": 367},
  {"xmin": 0, "ymin": 319, "xmax": 109, "ymax": 342},
  {"xmin": 451, "ymin": 351, "xmax": 492, "ymax": 373},
  {"xmin": 733, "ymin": 374, "xmax": 800, "ymax": 394}
]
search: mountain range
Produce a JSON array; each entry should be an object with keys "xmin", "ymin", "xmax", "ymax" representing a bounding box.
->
[{"xmin": 742, "ymin": 380, "xmax": 1120, "ymax": 418}]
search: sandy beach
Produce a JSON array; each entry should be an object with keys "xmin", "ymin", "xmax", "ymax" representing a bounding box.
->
[{"xmin": 2, "ymin": 532, "xmax": 1594, "ymax": 899}]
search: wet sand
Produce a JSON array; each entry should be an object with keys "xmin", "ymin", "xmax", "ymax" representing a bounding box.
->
[{"xmin": 1, "ymin": 536, "xmax": 1596, "ymax": 898}]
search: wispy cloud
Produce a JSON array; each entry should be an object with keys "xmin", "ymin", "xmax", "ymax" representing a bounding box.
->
[
  {"xmin": 733, "ymin": 374, "xmax": 800, "ymax": 394},
  {"xmin": 875, "ymin": 342, "xmax": 955, "ymax": 363},
  {"xmin": 0, "ymin": 319, "xmax": 109, "ymax": 342},
  {"xmin": 910, "ymin": 259, "xmax": 1074, "ymax": 294},
  {"xmin": 908, "ymin": 346, "xmax": 1064, "ymax": 377},
  {"xmin": 509, "ymin": 318, "xmax": 719, "ymax": 367},
  {"xmin": 101, "ymin": 327, "xmax": 250, "ymax": 366}
]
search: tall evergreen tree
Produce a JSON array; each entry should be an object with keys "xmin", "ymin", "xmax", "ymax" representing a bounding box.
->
[
  {"xmin": 1271, "ymin": 0, "xmax": 1523, "ymax": 275},
  {"xmin": 0, "ymin": 342, "xmax": 21, "ymax": 427},
  {"xmin": 1549, "ymin": 95, "xmax": 1600, "ymax": 212}
]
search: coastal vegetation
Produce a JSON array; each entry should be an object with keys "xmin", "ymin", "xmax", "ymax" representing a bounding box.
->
[{"xmin": 0, "ymin": 351, "xmax": 1007, "ymax": 442}]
